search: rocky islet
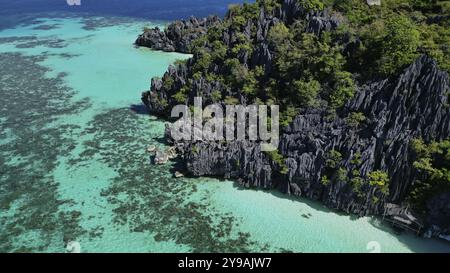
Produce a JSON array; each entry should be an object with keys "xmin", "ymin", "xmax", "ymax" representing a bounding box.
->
[{"xmin": 137, "ymin": 0, "xmax": 450, "ymax": 239}]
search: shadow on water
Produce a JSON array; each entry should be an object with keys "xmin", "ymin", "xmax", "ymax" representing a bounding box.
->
[
  {"xmin": 152, "ymin": 136, "xmax": 168, "ymax": 145},
  {"xmin": 134, "ymin": 102, "xmax": 450, "ymax": 252},
  {"xmin": 367, "ymin": 216, "xmax": 450, "ymax": 253},
  {"xmin": 127, "ymin": 101, "xmax": 450, "ymax": 252},
  {"xmin": 170, "ymin": 160, "xmax": 186, "ymax": 174},
  {"xmin": 226, "ymin": 178, "xmax": 450, "ymax": 252},
  {"xmin": 129, "ymin": 103, "xmax": 149, "ymax": 115},
  {"xmin": 228, "ymin": 180, "xmax": 343, "ymax": 216}
]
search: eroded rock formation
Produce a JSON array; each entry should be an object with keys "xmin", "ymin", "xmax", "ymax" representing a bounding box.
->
[{"xmin": 137, "ymin": 0, "xmax": 450, "ymax": 236}]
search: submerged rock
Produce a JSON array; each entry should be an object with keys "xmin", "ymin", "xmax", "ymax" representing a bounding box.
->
[
  {"xmin": 166, "ymin": 146, "xmax": 178, "ymax": 159},
  {"xmin": 174, "ymin": 171, "xmax": 184, "ymax": 178},
  {"xmin": 146, "ymin": 145, "xmax": 157, "ymax": 154},
  {"xmin": 154, "ymin": 150, "xmax": 169, "ymax": 165}
]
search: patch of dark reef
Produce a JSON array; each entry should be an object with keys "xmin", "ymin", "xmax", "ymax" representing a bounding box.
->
[
  {"xmin": 129, "ymin": 104, "xmax": 150, "ymax": 115},
  {"xmin": 32, "ymin": 24, "xmax": 61, "ymax": 31},
  {"xmin": 76, "ymin": 107, "xmax": 275, "ymax": 252},
  {"xmin": 137, "ymin": 0, "xmax": 450, "ymax": 239},
  {"xmin": 81, "ymin": 16, "xmax": 140, "ymax": 31},
  {"xmin": 0, "ymin": 35, "xmax": 68, "ymax": 49},
  {"xmin": 0, "ymin": 12, "xmax": 138, "ymax": 33},
  {"xmin": 0, "ymin": 53, "xmax": 91, "ymax": 252},
  {"xmin": 46, "ymin": 52, "xmax": 82, "ymax": 59},
  {"xmin": 0, "ymin": 36, "xmax": 37, "ymax": 44},
  {"xmin": 15, "ymin": 37, "xmax": 67, "ymax": 49},
  {"xmin": 0, "ymin": 12, "xmax": 80, "ymax": 32}
]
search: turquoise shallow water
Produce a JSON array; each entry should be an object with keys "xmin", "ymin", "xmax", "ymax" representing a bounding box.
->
[{"xmin": 0, "ymin": 15, "xmax": 449, "ymax": 253}]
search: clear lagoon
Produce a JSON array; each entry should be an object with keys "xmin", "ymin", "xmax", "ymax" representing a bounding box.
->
[{"xmin": 0, "ymin": 14, "xmax": 449, "ymax": 253}]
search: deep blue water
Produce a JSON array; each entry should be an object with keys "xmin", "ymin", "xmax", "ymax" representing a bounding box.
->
[{"xmin": 0, "ymin": 0, "xmax": 252, "ymax": 20}]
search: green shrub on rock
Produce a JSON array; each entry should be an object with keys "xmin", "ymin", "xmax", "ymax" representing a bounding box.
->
[{"xmin": 368, "ymin": 170, "xmax": 390, "ymax": 195}]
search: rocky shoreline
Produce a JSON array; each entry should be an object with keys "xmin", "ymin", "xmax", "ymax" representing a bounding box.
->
[
  {"xmin": 136, "ymin": 0, "xmax": 450, "ymax": 240},
  {"xmin": 136, "ymin": 15, "xmax": 221, "ymax": 53}
]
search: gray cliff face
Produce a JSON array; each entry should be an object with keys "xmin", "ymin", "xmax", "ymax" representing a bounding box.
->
[
  {"xmin": 426, "ymin": 192, "xmax": 450, "ymax": 236},
  {"xmin": 283, "ymin": 55, "xmax": 450, "ymax": 213},
  {"xmin": 135, "ymin": 15, "xmax": 221, "ymax": 53},
  {"xmin": 141, "ymin": 1, "xmax": 342, "ymax": 116},
  {"xmin": 167, "ymin": 56, "xmax": 449, "ymax": 220},
  {"xmin": 346, "ymin": 57, "xmax": 450, "ymax": 202},
  {"xmin": 135, "ymin": 0, "xmax": 340, "ymax": 55},
  {"xmin": 138, "ymin": 0, "xmax": 450, "ymax": 234},
  {"xmin": 152, "ymin": 55, "xmax": 450, "ymax": 234}
]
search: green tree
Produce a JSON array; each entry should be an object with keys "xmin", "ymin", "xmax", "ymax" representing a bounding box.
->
[
  {"xmin": 409, "ymin": 138, "xmax": 450, "ymax": 211},
  {"xmin": 268, "ymin": 22, "xmax": 291, "ymax": 48},
  {"xmin": 225, "ymin": 58, "xmax": 249, "ymax": 90},
  {"xmin": 336, "ymin": 167, "xmax": 348, "ymax": 183},
  {"xmin": 163, "ymin": 75, "xmax": 175, "ymax": 90},
  {"xmin": 257, "ymin": 0, "xmax": 282, "ymax": 12},
  {"xmin": 211, "ymin": 40, "xmax": 228, "ymax": 62},
  {"xmin": 294, "ymin": 78, "xmax": 321, "ymax": 107},
  {"xmin": 211, "ymin": 90, "xmax": 222, "ymax": 102},
  {"xmin": 346, "ymin": 112, "xmax": 366, "ymax": 127},
  {"xmin": 378, "ymin": 16, "xmax": 420, "ymax": 75},
  {"xmin": 280, "ymin": 106, "xmax": 297, "ymax": 127},
  {"xmin": 368, "ymin": 170, "xmax": 390, "ymax": 195},
  {"xmin": 265, "ymin": 149, "xmax": 288, "ymax": 174},
  {"xmin": 330, "ymin": 71, "xmax": 355, "ymax": 109},
  {"xmin": 224, "ymin": 96, "xmax": 239, "ymax": 105},
  {"xmin": 297, "ymin": 0, "xmax": 326, "ymax": 11},
  {"xmin": 193, "ymin": 51, "xmax": 212, "ymax": 73},
  {"xmin": 321, "ymin": 175, "xmax": 331, "ymax": 185},
  {"xmin": 172, "ymin": 87, "xmax": 188, "ymax": 103},
  {"xmin": 419, "ymin": 23, "xmax": 450, "ymax": 72},
  {"xmin": 326, "ymin": 149, "xmax": 343, "ymax": 169}
]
